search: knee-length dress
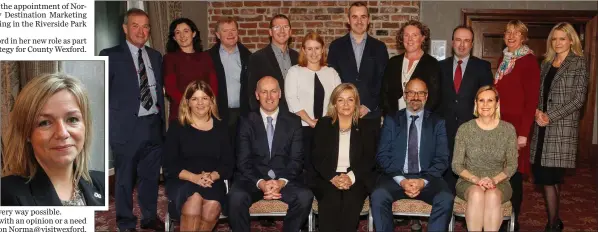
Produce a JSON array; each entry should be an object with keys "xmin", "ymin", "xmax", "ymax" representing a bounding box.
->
[
  {"xmin": 163, "ymin": 119, "xmax": 234, "ymax": 211},
  {"xmin": 452, "ymin": 120, "xmax": 519, "ymax": 203}
]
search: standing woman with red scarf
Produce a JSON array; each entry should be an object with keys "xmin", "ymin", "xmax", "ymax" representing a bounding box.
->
[{"xmin": 494, "ymin": 20, "xmax": 541, "ymax": 231}]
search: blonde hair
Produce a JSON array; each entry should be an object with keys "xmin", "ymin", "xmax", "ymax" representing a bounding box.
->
[
  {"xmin": 505, "ymin": 20, "xmax": 529, "ymax": 44},
  {"xmin": 178, "ymin": 80, "xmax": 220, "ymax": 126},
  {"xmin": 473, "ymin": 85, "xmax": 501, "ymax": 120},
  {"xmin": 326, "ymin": 83, "xmax": 360, "ymax": 125},
  {"xmin": 544, "ymin": 22, "xmax": 583, "ymax": 62},
  {"xmin": 298, "ymin": 32, "xmax": 327, "ymax": 67},
  {"xmin": 2, "ymin": 73, "xmax": 92, "ymax": 184}
]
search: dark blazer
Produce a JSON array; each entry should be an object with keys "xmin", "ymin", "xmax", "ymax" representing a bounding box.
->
[
  {"xmin": 100, "ymin": 42, "xmax": 165, "ymax": 144},
  {"xmin": 376, "ymin": 109, "xmax": 449, "ymax": 182},
  {"xmin": 438, "ymin": 56, "xmax": 493, "ymax": 151},
  {"xmin": 209, "ymin": 42, "xmax": 252, "ymax": 118},
  {"xmin": 235, "ymin": 110, "xmax": 303, "ymax": 184},
  {"xmin": 328, "ymin": 34, "xmax": 389, "ymax": 118},
  {"xmin": 530, "ymin": 52, "xmax": 588, "ymax": 168},
  {"xmin": 247, "ymin": 44, "xmax": 299, "ymax": 113},
  {"xmin": 1, "ymin": 170, "xmax": 105, "ymax": 206},
  {"xmin": 381, "ymin": 53, "xmax": 440, "ymax": 115},
  {"xmin": 310, "ymin": 117, "xmax": 379, "ymax": 191}
]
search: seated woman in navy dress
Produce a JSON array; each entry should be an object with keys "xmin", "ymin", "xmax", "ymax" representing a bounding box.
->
[{"xmin": 163, "ymin": 80, "xmax": 234, "ymax": 231}]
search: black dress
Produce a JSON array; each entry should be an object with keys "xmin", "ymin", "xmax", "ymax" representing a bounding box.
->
[
  {"xmin": 533, "ymin": 66, "xmax": 565, "ymax": 185},
  {"xmin": 163, "ymin": 118, "xmax": 234, "ymax": 212}
]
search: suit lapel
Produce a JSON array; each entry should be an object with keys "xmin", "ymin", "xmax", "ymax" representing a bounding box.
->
[
  {"xmin": 78, "ymin": 178, "xmax": 103, "ymax": 206},
  {"xmin": 549, "ymin": 52, "xmax": 575, "ymax": 93},
  {"xmin": 419, "ymin": 111, "xmax": 432, "ymax": 168},
  {"xmin": 343, "ymin": 35, "xmax": 359, "ymax": 74},
  {"xmin": 271, "ymin": 113, "xmax": 286, "ymax": 157},
  {"xmin": 396, "ymin": 111, "xmax": 408, "ymax": 170},
  {"xmin": 121, "ymin": 43, "xmax": 140, "ymax": 87},
  {"xmin": 251, "ymin": 112, "xmax": 270, "ymax": 157},
  {"xmin": 443, "ymin": 56, "xmax": 457, "ymax": 95},
  {"xmin": 349, "ymin": 123, "xmax": 360, "ymax": 171},
  {"xmin": 266, "ymin": 44, "xmax": 284, "ymax": 80},
  {"xmin": 30, "ymin": 170, "xmax": 62, "ymax": 206}
]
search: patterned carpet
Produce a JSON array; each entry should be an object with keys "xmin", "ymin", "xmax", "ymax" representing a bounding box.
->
[{"xmin": 96, "ymin": 159, "xmax": 597, "ymax": 231}]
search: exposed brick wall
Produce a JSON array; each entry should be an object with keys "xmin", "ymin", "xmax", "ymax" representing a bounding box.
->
[{"xmin": 207, "ymin": 1, "xmax": 420, "ymax": 56}]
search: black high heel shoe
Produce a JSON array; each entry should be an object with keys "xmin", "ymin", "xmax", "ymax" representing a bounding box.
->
[{"xmin": 552, "ymin": 219, "xmax": 564, "ymax": 232}]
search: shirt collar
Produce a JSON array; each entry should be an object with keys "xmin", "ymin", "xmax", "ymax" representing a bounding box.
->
[
  {"xmin": 271, "ymin": 43, "xmax": 288, "ymax": 55},
  {"xmin": 406, "ymin": 109, "xmax": 424, "ymax": 119},
  {"xmin": 260, "ymin": 107, "xmax": 280, "ymax": 122},
  {"xmin": 350, "ymin": 32, "xmax": 368, "ymax": 44},
  {"xmin": 454, "ymin": 55, "xmax": 470, "ymax": 65},
  {"xmin": 126, "ymin": 40, "xmax": 145, "ymax": 55},
  {"xmin": 220, "ymin": 43, "xmax": 239, "ymax": 54}
]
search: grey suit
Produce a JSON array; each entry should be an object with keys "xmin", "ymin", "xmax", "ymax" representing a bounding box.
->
[{"xmin": 530, "ymin": 52, "xmax": 588, "ymax": 168}]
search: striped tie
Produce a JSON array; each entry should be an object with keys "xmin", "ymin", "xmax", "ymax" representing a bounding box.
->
[{"xmin": 138, "ymin": 48, "xmax": 153, "ymax": 110}]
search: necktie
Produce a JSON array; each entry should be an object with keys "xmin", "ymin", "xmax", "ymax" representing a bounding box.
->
[
  {"xmin": 454, "ymin": 60, "xmax": 463, "ymax": 93},
  {"xmin": 138, "ymin": 49, "xmax": 153, "ymax": 110},
  {"xmin": 266, "ymin": 116, "xmax": 276, "ymax": 179},
  {"xmin": 313, "ymin": 73, "xmax": 324, "ymax": 119},
  {"xmin": 408, "ymin": 115, "xmax": 419, "ymax": 174}
]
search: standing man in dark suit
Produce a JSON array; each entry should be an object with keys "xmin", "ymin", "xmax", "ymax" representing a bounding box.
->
[
  {"xmin": 371, "ymin": 78, "xmax": 454, "ymax": 232},
  {"xmin": 327, "ymin": 1, "xmax": 389, "ymax": 127},
  {"xmin": 247, "ymin": 14, "xmax": 298, "ymax": 113},
  {"xmin": 100, "ymin": 8, "xmax": 165, "ymax": 231},
  {"xmin": 208, "ymin": 17, "xmax": 252, "ymax": 146},
  {"xmin": 228, "ymin": 76, "xmax": 313, "ymax": 232},
  {"xmin": 438, "ymin": 26, "xmax": 493, "ymax": 192}
]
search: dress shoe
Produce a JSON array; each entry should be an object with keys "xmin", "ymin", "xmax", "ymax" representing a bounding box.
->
[{"xmin": 141, "ymin": 218, "xmax": 165, "ymax": 231}]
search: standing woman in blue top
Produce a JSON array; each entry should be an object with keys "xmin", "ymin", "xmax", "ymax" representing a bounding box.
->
[{"xmin": 162, "ymin": 80, "xmax": 234, "ymax": 231}]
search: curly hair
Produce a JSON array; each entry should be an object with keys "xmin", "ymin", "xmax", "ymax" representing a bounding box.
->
[
  {"xmin": 397, "ymin": 20, "xmax": 431, "ymax": 53},
  {"xmin": 166, "ymin": 18, "xmax": 203, "ymax": 53}
]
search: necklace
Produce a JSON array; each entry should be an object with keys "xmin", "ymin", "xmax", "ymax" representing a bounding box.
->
[{"xmin": 339, "ymin": 127, "xmax": 351, "ymax": 134}]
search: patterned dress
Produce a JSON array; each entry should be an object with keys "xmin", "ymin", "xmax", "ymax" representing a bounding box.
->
[{"xmin": 452, "ymin": 120, "xmax": 519, "ymax": 203}]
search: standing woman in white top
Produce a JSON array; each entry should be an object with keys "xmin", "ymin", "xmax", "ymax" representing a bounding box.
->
[
  {"xmin": 285, "ymin": 31, "xmax": 342, "ymax": 184},
  {"xmin": 381, "ymin": 20, "xmax": 440, "ymax": 115}
]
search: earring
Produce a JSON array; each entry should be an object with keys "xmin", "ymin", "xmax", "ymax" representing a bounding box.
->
[{"xmin": 26, "ymin": 138, "xmax": 31, "ymax": 142}]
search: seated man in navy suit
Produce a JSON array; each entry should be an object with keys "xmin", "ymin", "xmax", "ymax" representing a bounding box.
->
[
  {"xmin": 228, "ymin": 76, "xmax": 313, "ymax": 232},
  {"xmin": 371, "ymin": 78, "xmax": 454, "ymax": 232}
]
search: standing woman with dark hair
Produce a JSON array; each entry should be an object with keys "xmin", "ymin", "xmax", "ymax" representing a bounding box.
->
[
  {"xmin": 531, "ymin": 22, "xmax": 588, "ymax": 231},
  {"xmin": 163, "ymin": 18, "xmax": 218, "ymax": 123},
  {"xmin": 494, "ymin": 20, "xmax": 541, "ymax": 230}
]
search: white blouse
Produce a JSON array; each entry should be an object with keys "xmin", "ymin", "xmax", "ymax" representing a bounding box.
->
[
  {"xmin": 285, "ymin": 65, "xmax": 342, "ymax": 126},
  {"xmin": 399, "ymin": 57, "xmax": 420, "ymax": 110},
  {"xmin": 336, "ymin": 130, "xmax": 355, "ymax": 183}
]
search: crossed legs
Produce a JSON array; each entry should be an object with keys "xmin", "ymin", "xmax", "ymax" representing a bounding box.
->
[
  {"xmin": 464, "ymin": 185, "xmax": 503, "ymax": 231},
  {"xmin": 180, "ymin": 193, "xmax": 221, "ymax": 231}
]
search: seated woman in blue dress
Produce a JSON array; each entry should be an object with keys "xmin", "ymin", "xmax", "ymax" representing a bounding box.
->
[{"xmin": 163, "ymin": 80, "xmax": 234, "ymax": 231}]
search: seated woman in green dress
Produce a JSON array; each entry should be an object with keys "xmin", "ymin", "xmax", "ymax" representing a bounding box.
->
[{"xmin": 452, "ymin": 85, "xmax": 518, "ymax": 231}]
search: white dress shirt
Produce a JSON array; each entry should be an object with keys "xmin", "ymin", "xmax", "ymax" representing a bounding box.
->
[{"xmin": 285, "ymin": 65, "xmax": 342, "ymax": 126}]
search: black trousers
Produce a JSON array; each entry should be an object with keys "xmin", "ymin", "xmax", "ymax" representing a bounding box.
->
[
  {"xmin": 312, "ymin": 178, "xmax": 368, "ymax": 231},
  {"xmin": 302, "ymin": 126, "xmax": 314, "ymax": 186},
  {"xmin": 227, "ymin": 179, "xmax": 314, "ymax": 232},
  {"xmin": 509, "ymin": 171, "xmax": 523, "ymax": 228},
  {"xmin": 112, "ymin": 114, "xmax": 163, "ymax": 230}
]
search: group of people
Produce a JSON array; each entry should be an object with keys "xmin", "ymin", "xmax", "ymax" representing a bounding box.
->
[{"xmin": 2, "ymin": 2, "xmax": 586, "ymax": 232}]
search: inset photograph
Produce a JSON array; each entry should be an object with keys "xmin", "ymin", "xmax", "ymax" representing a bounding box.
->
[{"xmin": 0, "ymin": 59, "xmax": 108, "ymax": 209}]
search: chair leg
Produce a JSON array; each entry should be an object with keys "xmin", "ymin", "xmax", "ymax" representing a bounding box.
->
[
  {"xmin": 308, "ymin": 210, "xmax": 314, "ymax": 232},
  {"xmin": 509, "ymin": 211, "xmax": 516, "ymax": 232},
  {"xmin": 368, "ymin": 209, "xmax": 373, "ymax": 232},
  {"xmin": 448, "ymin": 215, "xmax": 454, "ymax": 232},
  {"xmin": 165, "ymin": 212, "xmax": 171, "ymax": 232}
]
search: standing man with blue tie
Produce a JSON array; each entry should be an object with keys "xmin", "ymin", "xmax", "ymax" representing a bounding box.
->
[
  {"xmin": 228, "ymin": 76, "xmax": 313, "ymax": 232},
  {"xmin": 438, "ymin": 26, "xmax": 494, "ymax": 193},
  {"xmin": 371, "ymin": 78, "xmax": 454, "ymax": 232},
  {"xmin": 100, "ymin": 8, "xmax": 165, "ymax": 231}
]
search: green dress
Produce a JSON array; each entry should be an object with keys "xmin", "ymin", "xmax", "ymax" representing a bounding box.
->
[{"xmin": 452, "ymin": 120, "xmax": 519, "ymax": 203}]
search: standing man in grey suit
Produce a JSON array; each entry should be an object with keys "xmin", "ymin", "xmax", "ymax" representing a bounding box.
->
[
  {"xmin": 438, "ymin": 26, "xmax": 493, "ymax": 193},
  {"xmin": 100, "ymin": 8, "xmax": 165, "ymax": 231}
]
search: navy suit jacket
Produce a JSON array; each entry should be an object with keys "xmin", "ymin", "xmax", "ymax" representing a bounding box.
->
[
  {"xmin": 247, "ymin": 44, "xmax": 298, "ymax": 113},
  {"xmin": 235, "ymin": 110, "xmax": 304, "ymax": 184},
  {"xmin": 100, "ymin": 42, "xmax": 165, "ymax": 145},
  {"xmin": 208, "ymin": 42, "xmax": 252, "ymax": 118},
  {"xmin": 376, "ymin": 109, "xmax": 449, "ymax": 182},
  {"xmin": 438, "ymin": 56, "xmax": 493, "ymax": 152},
  {"xmin": 328, "ymin": 33, "xmax": 389, "ymax": 118}
]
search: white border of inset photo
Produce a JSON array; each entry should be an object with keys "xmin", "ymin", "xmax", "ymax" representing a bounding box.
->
[{"xmin": 0, "ymin": 56, "xmax": 109, "ymax": 211}]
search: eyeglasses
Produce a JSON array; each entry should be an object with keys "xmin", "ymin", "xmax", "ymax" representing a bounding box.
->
[
  {"xmin": 272, "ymin": 25, "xmax": 291, "ymax": 31},
  {"xmin": 504, "ymin": 31, "xmax": 522, "ymax": 37},
  {"xmin": 404, "ymin": 91, "xmax": 428, "ymax": 97}
]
